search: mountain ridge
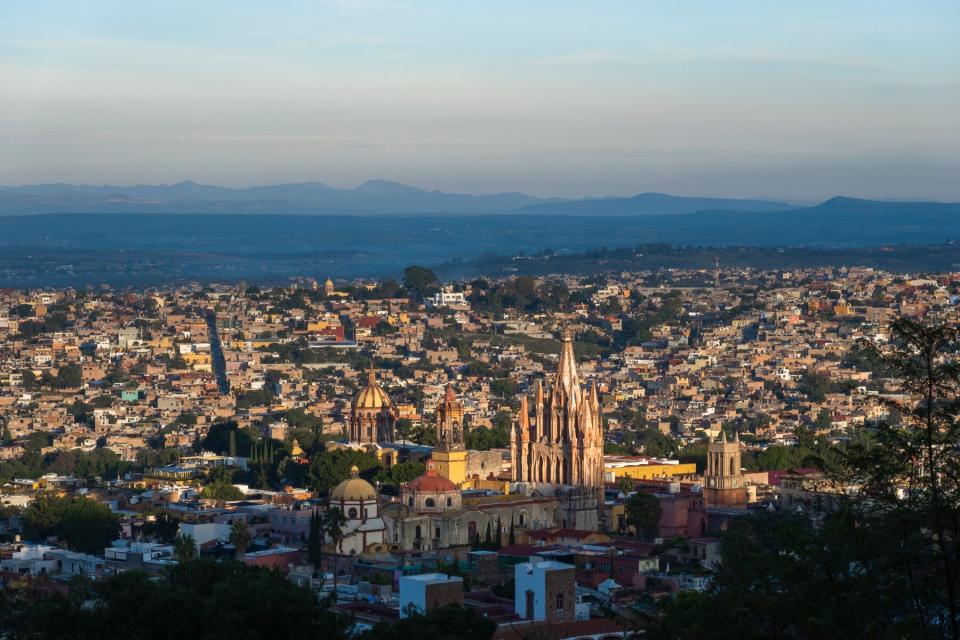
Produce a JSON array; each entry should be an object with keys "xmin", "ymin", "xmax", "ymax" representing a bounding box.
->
[{"xmin": 0, "ymin": 180, "xmax": 806, "ymax": 216}]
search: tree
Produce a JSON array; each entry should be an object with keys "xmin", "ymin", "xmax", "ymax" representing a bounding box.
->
[
  {"xmin": 402, "ymin": 265, "xmax": 439, "ymax": 298},
  {"xmin": 838, "ymin": 319, "xmax": 960, "ymax": 638},
  {"xmin": 624, "ymin": 492, "xmax": 662, "ymax": 541},
  {"xmin": 173, "ymin": 534, "xmax": 197, "ymax": 564},
  {"xmin": 0, "ymin": 559, "xmax": 352, "ymax": 640},
  {"xmin": 648, "ymin": 319, "xmax": 960, "ymax": 640},
  {"xmin": 308, "ymin": 511, "xmax": 324, "ymax": 576},
  {"xmin": 508, "ymin": 515, "xmax": 516, "ymax": 546},
  {"xmin": 325, "ymin": 507, "xmax": 348, "ymax": 596},
  {"xmin": 22, "ymin": 495, "xmax": 120, "ymax": 554},
  {"xmin": 201, "ymin": 480, "xmax": 244, "ymax": 501},
  {"xmin": 229, "ymin": 519, "xmax": 252, "ymax": 559},
  {"xmin": 307, "ymin": 448, "xmax": 379, "ymax": 495}
]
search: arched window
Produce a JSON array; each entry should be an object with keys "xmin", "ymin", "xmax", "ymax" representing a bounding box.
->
[
  {"xmin": 468, "ymin": 521, "xmax": 477, "ymax": 537},
  {"xmin": 415, "ymin": 525, "xmax": 422, "ymax": 539},
  {"xmin": 408, "ymin": 497, "xmax": 414, "ymax": 507},
  {"xmin": 518, "ymin": 512, "xmax": 525, "ymax": 526},
  {"xmin": 729, "ymin": 456, "xmax": 735, "ymax": 475},
  {"xmin": 347, "ymin": 507, "xmax": 358, "ymax": 519},
  {"xmin": 446, "ymin": 497, "xmax": 452, "ymax": 507},
  {"xmin": 425, "ymin": 498, "xmax": 436, "ymax": 508}
]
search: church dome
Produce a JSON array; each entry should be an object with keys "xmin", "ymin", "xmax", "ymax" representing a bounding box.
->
[
  {"xmin": 330, "ymin": 465, "xmax": 377, "ymax": 501},
  {"xmin": 406, "ymin": 466, "xmax": 458, "ymax": 493},
  {"xmin": 354, "ymin": 370, "xmax": 392, "ymax": 410}
]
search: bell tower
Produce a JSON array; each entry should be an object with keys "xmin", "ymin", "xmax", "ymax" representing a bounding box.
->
[
  {"xmin": 704, "ymin": 430, "xmax": 746, "ymax": 507},
  {"xmin": 432, "ymin": 384, "xmax": 468, "ymax": 486}
]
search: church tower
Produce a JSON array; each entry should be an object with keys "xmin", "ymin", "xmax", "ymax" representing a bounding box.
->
[
  {"xmin": 511, "ymin": 329, "xmax": 604, "ymax": 491},
  {"xmin": 704, "ymin": 430, "xmax": 746, "ymax": 507},
  {"xmin": 432, "ymin": 384, "xmax": 468, "ymax": 485}
]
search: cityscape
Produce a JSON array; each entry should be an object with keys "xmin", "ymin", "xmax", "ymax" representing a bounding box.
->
[{"xmin": 2, "ymin": 2, "xmax": 959, "ymax": 639}]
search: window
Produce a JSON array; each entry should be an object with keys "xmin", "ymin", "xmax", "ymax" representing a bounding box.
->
[
  {"xmin": 415, "ymin": 525, "xmax": 422, "ymax": 540},
  {"xmin": 519, "ymin": 513, "xmax": 525, "ymax": 526},
  {"xmin": 348, "ymin": 507, "xmax": 358, "ymax": 519},
  {"xmin": 555, "ymin": 593, "xmax": 564, "ymax": 619},
  {"xmin": 435, "ymin": 527, "xmax": 440, "ymax": 538},
  {"xmin": 446, "ymin": 497, "xmax": 452, "ymax": 507},
  {"xmin": 525, "ymin": 590, "xmax": 535, "ymax": 620},
  {"xmin": 408, "ymin": 497, "xmax": 414, "ymax": 507},
  {"xmin": 425, "ymin": 498, "xmax": 436, "ymax": 508}
]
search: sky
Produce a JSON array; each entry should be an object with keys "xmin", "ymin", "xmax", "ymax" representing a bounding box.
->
[{"xmin": 2, "ymin": 0, "xmax": 958, "ymax": 201}]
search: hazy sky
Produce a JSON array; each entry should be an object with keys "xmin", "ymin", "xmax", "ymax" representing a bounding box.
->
[{"xmin": 2, "ymin": 1, "xmax": 958, "ymax": 200}]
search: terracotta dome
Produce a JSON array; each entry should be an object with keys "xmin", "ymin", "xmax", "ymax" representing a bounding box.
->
[
  {"xmin": 406, "ymin": 467, "xmax": 458, "ymax": 493},
  {"xmin": 354, "ymin": 370, "xmax": 392, "ymax": 410},
  {"xmin": 330, "ymin": 465, "xmax": 377, "ymax": 501}
]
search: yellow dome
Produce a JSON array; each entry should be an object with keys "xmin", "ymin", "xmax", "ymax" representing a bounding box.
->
[
  {"xmin": 355, "ymin": 370, "xmax": 392, "ymax": 410},
  {"xmin": 330, "ymin": 465, "xmax": 377, "ymax": 501}
]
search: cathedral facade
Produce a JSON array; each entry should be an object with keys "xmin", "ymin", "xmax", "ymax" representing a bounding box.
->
[{"xmin": 511, "ymin": 330, "xmax": 604, "ymax": 490}]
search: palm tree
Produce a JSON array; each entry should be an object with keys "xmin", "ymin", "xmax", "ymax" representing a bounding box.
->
[
  {"xmin": 229, "ymin": 519, "xmax": 252, "ymax": 559},
  {"xmin": 325, "ymin": 507, "xmax": 348, "ymax": 598},
  {"xmin": 173, "ymin": 534, "xmax": 197, "ymax": 564}
]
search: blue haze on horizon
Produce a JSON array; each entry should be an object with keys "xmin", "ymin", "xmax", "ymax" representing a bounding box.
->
[{"xmin": 1, "ymin": 1, "xmax": 958, "ymax": 202}]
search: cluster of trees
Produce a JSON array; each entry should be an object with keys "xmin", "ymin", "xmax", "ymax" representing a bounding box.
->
[
  {"xmin": 0, "ymin": 439, "xmax": 131, "ymax": 485},
  {"xmin": 466, "ymin": 276, "xmax": 586, "ymax": 315},
  {"xmin": 643, "ymin": 319, "xmax": 960, "ymax": 639},
  {"xmin": 21, "ymin": 495, "xmax": 120, "ymax": 554},
  {"xmin": 0, "ymin": 560, "xmax": 353, "ymax": 640},
  {"xmin": 464, "ymin": 412, "xmax": 512, "ymax": 451},
  {"xmin": 469, "ymin": 515, "xmax": 516, "ymax": 551}
]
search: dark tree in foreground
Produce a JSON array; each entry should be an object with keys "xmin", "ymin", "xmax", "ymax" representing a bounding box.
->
[
  {"xmin": 643, "ymin": 319, "xmax": 960, "ymax": 640},
  {"xmin": 0, "ymin": 559, "xmax": 351, "ymax": 640}
]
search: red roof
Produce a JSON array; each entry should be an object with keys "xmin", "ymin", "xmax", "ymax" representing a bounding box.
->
[{"xmin": 405, "ymin": 467, "xmax": 457, "ymax": 493}]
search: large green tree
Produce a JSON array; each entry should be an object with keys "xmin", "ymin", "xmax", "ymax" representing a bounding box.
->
[
  {"xmin": 624, "ymin": 492, "xmax": 662, "ymax": 540},
  {"xmin": 22, "ymin": 496, "xmax": 120, "ymax": 554}
]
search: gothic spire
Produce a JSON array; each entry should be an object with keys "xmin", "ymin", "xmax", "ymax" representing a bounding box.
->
[{"xmin": 555, "ymin": 327, "xmax": 582, "ymax": 405}]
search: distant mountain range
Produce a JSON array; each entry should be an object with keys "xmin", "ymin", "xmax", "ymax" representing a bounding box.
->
[
  {"xmin": 1, "ymin": 195, "xmax": 959, "ymax": 286},
  {"xmin": 0, "ymin": 179, "xmax": 805, "ymax": 216}
]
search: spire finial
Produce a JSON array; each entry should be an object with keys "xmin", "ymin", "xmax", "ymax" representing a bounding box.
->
[
  {"xmin": 367, "ymin": 368, "xmax": 376, "ymax": 386},
  {"xmin": 350, "ymin": 465, "xmax": 359, "ymax": 478}
]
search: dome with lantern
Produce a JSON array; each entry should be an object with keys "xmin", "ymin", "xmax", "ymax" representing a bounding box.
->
[{"xmin": 401, "ymin": 461, "xmax": 462, "ymax": 513}]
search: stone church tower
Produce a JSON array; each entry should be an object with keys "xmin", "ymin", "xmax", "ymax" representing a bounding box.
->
[
  {"xmin": 432, "ymin": 384, "xmax": 468, "ymax": 486},
  {"xmin": 511, "ymin": 329, "xmax": 604, "ymax": 490},
  {"xmin": 704, "ymin": 430, "xmax": 746, "ymax": 507}
]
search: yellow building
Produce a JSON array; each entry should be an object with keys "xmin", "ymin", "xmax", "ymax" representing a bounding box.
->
[{"xmin": 604, "ymin": 456, "xmax": 697, "ymax": 481}]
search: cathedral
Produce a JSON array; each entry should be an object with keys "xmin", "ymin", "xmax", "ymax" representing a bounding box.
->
[
  {"xmin": 349, "ymin": 370, "xmax": 397, "ymax": 444},
  {"xmin": 511, "ymin": 330, "xmax": 604, "ymax": 490}
]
